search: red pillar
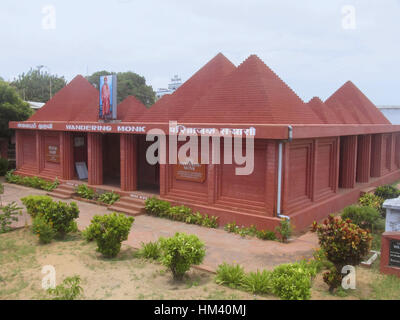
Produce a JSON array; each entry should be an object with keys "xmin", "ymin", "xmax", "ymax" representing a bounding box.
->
[
  {"xmin": 371, "ymin": 134, "xmax": 383, "ymax": 177},
  {"xmin": 88, "ymin": 133, "xmax": 103, "ymax": 185},
  {"xmin": 120, "ymin": 134, "xmax": 137, "ymax": 191},
  {"xmin": 339, "ymin": 136, "xmax": 358, "ymax": 189},
  {"xmin": 60, "ymin": 132, "xmax": 74, "ymax": 180},
  {"xmin": 35, "ymin": 131, "xmax": 42, "ymax": 174},
  {"xmin": 356, "ymin": 135, "xmax": 371, "ymax": 183},
  {"xmin": 15, "ymin": 131, "xmax": 22, "ymax": 170}
]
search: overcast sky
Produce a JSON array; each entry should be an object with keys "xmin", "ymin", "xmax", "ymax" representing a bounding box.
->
[{"xmin": 1, "ymin": 0, "xmax": 399, "ymax": 104}]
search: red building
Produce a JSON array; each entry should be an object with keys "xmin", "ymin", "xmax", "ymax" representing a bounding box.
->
[{"xmin": 9, "ymin": 53, "xmax": 400, "ymax": 231}]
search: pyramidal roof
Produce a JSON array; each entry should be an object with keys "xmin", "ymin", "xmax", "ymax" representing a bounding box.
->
[
  {"xmin": 117, "ymin": 95, "xmax": 147, "ymax": 121},
  {"xmin": 307, "ymin": 97, "xmax": 341, "ymax": 124},
  {"xmin": 28, "ymin": 75, "xmax": 99, "ymax": 122},
  {"xmin": 325, "ymin": 81, "xmax": 390, "ymax": 124},
  {"xmin": 138, "ymin": 53, "xmax": 236, "ymax": 122},
  {"xmin": 179, "ymin": 55, "xmax": 322, "ymax": 124}
]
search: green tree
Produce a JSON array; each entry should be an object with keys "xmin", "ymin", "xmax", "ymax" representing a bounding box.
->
[
  {"xmin": 11, "ymin": 67, "xmax": 66, "ymax": 103},
  {"xmin": 0, "ymin": 81, "xmax": 33, "ymax": 137},
  {"xmin": 86, "ymin": 71, "xmax": 155, "ymax": 107}
]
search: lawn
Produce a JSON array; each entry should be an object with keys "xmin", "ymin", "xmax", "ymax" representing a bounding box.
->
[{"xmin": 1, "ymin": 227, "xmax": 399, "ymax": 300}]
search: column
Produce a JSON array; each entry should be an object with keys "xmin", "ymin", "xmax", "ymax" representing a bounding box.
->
[
  {"xmin": 88, "ymin": 133, "xmax": 103, "ymax": 185},
  {"xmin": 15, "ymin": 130, "xmax": 22, "ymax": 170},
  {"xmin": 339, "ymin": 135, "xmax": 358, "ymax": 189},
  {"xmin": 35, "ymin": 131, "xmax": 42, "ymax": 174},
  {"xmin": 356, "ymin": 135, "xmax": 371, "ymax": 183},
  {"xmin": 120, "ymin": 134, "xmax": 137, "ymax": 191},
  {"xmin": 60, "ymin": 132, "xmax": 74, "ymax": 180},
  {"xmin": 371, "ymin": 134, "xmax": 383, "ymax": 177}
]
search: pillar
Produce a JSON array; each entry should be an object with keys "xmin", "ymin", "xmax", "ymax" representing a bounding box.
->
[
  {"xmin": 60, "ymin": 132, "xmax": 74, "ymax": 180},
  {"xmin": 339, "ymin": 135, "xmax": 358, "ymax": 189},
  {"xmin": 15, "ymin": 130, "xmax": 22, "ymax": 170},
  {"xmin": 35, "ymin": 131, "xmax": 42, "ymax": 174},
  {"xmin": 356, "ymin": 135, "xmax": 371, "ymax": 183},
  {"xmin": 88, "ymin": 133, "xmax": 103, "ymax": 185},
  {"xmin": 120, "ymin": 134, "xmax": 137, "ymax": 191},
  {"xmin": 371, "ymin": 134, "xmax": 383, "ymax": 177}
]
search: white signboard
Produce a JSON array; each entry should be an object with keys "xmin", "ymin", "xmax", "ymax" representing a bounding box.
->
[
  {"xmin": 75, "ymin": 162, "xmax": 88, "ymax": 180},
  {"xmin": 383, "ymin": 197, "xmax": 400, "ymax": 232}
]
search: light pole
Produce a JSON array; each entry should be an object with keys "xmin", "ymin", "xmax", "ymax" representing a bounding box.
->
[{"xmin": 38, "ymin": 65, "xmax": 52, "ymax": 99}]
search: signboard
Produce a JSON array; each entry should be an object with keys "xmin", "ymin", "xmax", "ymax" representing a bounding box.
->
[
  {"xmin": 75, "ymin": 162, "xmax": 88, "ymax": 180},
  {"xmin": 45, "ymin": 144, "xmax": 60, "ymax": 163},
  {"xmin": 174, "ymin": 160, "xmax": 206, "ymax": 183},
  {"xmin": 389, "ymin": 240, "xmax": 400, "ymax": 268},
  {"xmin": 99, "ymin": 74, "xmax": 117, "ymax": 120}
]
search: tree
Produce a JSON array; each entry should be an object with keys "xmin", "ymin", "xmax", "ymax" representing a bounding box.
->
[
  {"xmin": 0, "ymin": 81, "xmax": 33, "ymax": 137},
  {"xmin": 86, "ymin": 71, "xmax": 156, "ymax": 107},
  {"xmin": 11, "ymin": 67, "xmax": 67, "ymax": 103}
]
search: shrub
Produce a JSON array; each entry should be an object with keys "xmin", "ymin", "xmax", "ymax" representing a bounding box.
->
[
  {"xmin": 83, "ymin": 213, "xmax": 134, "ymax": 258},
  {"xmin": 75, "ymin": 184, "xmax": 97, "ymax": 200},
  {"xmin": 200, "ymin": 214, "xmax": 218, "ymax": 228},
  {"xmin": 256, "ymin": 230, "xmax": 277, "ymax": 241},
  {"xmin": 375, "ymin": 185, "xmax": 400, "ymax": 200},
  {"xmin": 359, "ymin": 193, "xmax": 384, "ymax": 215},
  {"xmin": 270, "ymin": 262, "xmax": 314, "ymax": 300},
  {"xmin": 0, "ymin": 158, "xmax": 9, "ymax": 176},
  {"xmin": 32, "ymin": 215, "xmax": 56, "ymax": 244},
  {"xmin": 98, "ymin": 191, "xmax": 120, "ymax": 205},
  {"xmin": 215, "ymin": 263, "xmax": 246, "ymax": 289},
  {"xmin": 242, "ymin": 270, "xmax": 272, "ymax": 294},
  {"xmin": 168, "ymin": 205, "xmax": 192, "ymax": 221},
  {"xmin": 0, "ymin": 202, "xmax": 22, "ymax": 233},
  {"xmin": 5, "ymin": 170, "xmax": 59, "ymax": 191},
  {"xmin": 159, "ymin": 232, "xmax": 205, "ymax": 280},
  {"xmin": 275, "ymin": 218, "xmax": 292, "ymax": 243},
  {"xmin": 341, "ymin": 205, "xmax": 384, "ymax": 233},
  {"xmin": 21, "ymin": 195, "xmax": 53, "ymax": 218},
  {"xmin": 145, "ymin": 197, "xmax": 171, "ymax": 216},
  {"xmin": 312, "ymin": 215, "xmax": 372, "ymax": 292},
  {"xmin": 138, "ymin": 241, "xmax": 161, "ymax": 260},
  {"xmin": 47, "ymin": 275, "xmax": 83, "ymax": 300}
]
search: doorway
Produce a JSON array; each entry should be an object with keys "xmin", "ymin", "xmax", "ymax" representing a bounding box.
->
[
  {"xmin": 137, "ymin": 135, "xmax": 160, "ymax": 193},
  {"xmin": 102, "ymin": 133, "xmax": 121, "ymax": 187}
]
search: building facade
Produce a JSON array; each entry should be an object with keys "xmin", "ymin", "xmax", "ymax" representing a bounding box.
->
[{"xmin": 9, "ymin": 53, "xmax": 400, "ymax": 231}]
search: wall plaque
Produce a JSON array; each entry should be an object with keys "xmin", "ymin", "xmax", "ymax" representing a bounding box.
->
[
  {"xmin": 174, "ymin": 161, "xmax": 206, "ymax": 183},
  {"xmin": 389, "ymin": 240, "xmax": 400, "ymax": 268},
  {"xmin": 45, "ymin": 144, "xmax": 60, "ymax": 163}
]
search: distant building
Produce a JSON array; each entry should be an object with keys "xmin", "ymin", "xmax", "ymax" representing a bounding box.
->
[
  {"xmin": 378, "ymin": 106, "xmax": 400, "ymax": 125},
  {"xmin": 156, "ymin": 75, "xmax": 182, "ymax": 100},
  {"xmin": 26, "ymin": 101, "xmax": 45, "ymax": 111}
]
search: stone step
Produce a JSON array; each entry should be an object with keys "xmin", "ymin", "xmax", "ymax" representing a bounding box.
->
[
  {"xmin": 108, "ymin": 204, "xmax": 144, "ymax": 216},
  {"xmin": 108, "ymin": 196, "xmax": 146, "ymax": 216}
]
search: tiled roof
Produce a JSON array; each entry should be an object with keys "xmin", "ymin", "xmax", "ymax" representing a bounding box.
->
[
  {"xmin": 118, "ymin": 95, "xmax": 147, "ymax": 121},
  {"xmin": 179, "ymin": 55, "xmax": 321, "ymax": 124},
  {"xmin": 325, "ymin": 81, "xmax": 390, "ymax": 124},
  {"xmin": 307, "ymin": 97, "xmax": 341, "ymax": 124},
  {"xmin": 28, "ymin": 75, "xmax": 99, "ymax": 122},
  {"xmin": 138, "ymin": 53, "xmax": 236, "ymax": 122}
]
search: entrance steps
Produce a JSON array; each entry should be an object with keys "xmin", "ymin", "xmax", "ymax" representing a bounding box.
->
[
  {"xmin": 47, "ymin": 183, "xmax": 76, "ymax": 199},
  {"xmin": 108, "ymin": 196, "xmax": 146, "ymax": 216}
]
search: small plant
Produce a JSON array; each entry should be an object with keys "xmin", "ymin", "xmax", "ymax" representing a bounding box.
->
[
  {"xmin": 138, "ymin": 241, "xmax": 161, "ymax": 260},
  {"xmin": 47, "ymin": 276, "xmax": 83, "ymax": 300},
  {"xmin": 83, "ymin": 212, "xmax": 134, "ymax": 258},
  {"xmin": 312, "ymin": 214, "xmax": 372, "ymax": 293},
  {"xmin": 0, "ymin": 202, "xmax": 22, "ymax": 233},
  {"xmin": 168, "ymin": 205, "xmax": 192, "ymax": 221},
  {"xmin": 98, "ymin": 191, "xmax": 120, "ymax": 205},
  {"xmin": 145, "ymin": 197, "xmax": 171, "ymax": 216},
  {"xmin": 5, "ymin": 170, "xmax": 59, "ymax": 191},
  {"xmin": 32, "ymin": 215, "xmax": 56, "ymax": 244},
  {"xmin": 215, "ymin": 263, "xmax": 246, "ymax": 289},
  {"xmin": 275, "ymin": 218, "xmax": 292, "ymax": 243},
  {"xmin": 0, "ymin": 158, "xmax": 9, "ymax": 176},
  {"xmin": 256, "ymin": 229, "xmax": 277, "ymax": 241},
  {"xmin": 341, "ymin": 205, "xmax": 384, "ymax": 233},
  {"xmin": 359, "ymin": 193, "xmax": 384, "ymax": 216},
  {"xmin": 75, "ymin": 184, "xmax": 97, "ymax": 200},
  {"xmin": 224, "ymin": 222, "xmax": 277, "ymax": 241},
  {"xmin": 159, "ymin": 232, "xmax": 205, "ymax": 281},
  {"xmin": 21, "ymin": 195, "xmax": 53, "ymax": 218},
  {"xmin": 242, "ymin": 270, "xmax": 272, "ymax": 294},
  {"xmin": 375, "ymin": 184, "xmax": 400, "ymax": 200}
]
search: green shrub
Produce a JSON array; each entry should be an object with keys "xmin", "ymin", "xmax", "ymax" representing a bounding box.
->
[
  {"xmin": 5, "ymin": 170, "xmax": 59, "ymax": 191},
  {"xmin": 375, "ymin": 185, "xmax": 400, "ymax": 200},
  {"xmin": 145, "ymin": 197, "xmax": 171, "ymax": 216},
  {"xmin": 312, "ymin": 215, "xmax": 372, "ymax": 292},
  {"xmin": 242, "ymin": 270, "xmax": 272, "ymax": 294},
  {"xmin": 138, "ymin": 241, "xmax": 161, "ymax": 260},
  {"xmin": 341, "ymin": 205, "xmax": 384, "ymax": 233},
  {"xmin": 83, "ymin": 213, "xmax": 134, "ymax": 258},
  {"xmin": 224, "ymin": 222, "xmax": 277, "ymax": 241},
  {"xmin": 359, "ymin": 193, "xmax": 384, "ymax": 215},
  {"xmin": 168, "ymin": 205, "xmax": 192, "ymax": 221},
  {"xmin": 215, "ymin": 263, "xmax": 246, "ymax": 289},
  {"xmin": 75, "ymin": 184, "xmax": 97, "ymax": 200},
  {"xmin": 98, "ymin": 191, "xmax": 120, "ymax": 205},
  {"xmin": 312, "ymin": 248, "xmax": 333, "ymax": 273},
  {"xmin": 270, "ymin": 262, "xmax": 314, "ymax": 300},
  {"xmin": 159, "ymin": 232, "xmax": 205, "ymax": 280},
  {"xmin": 32, "ymin": 215, "xmax": 56, "ymax": 244},
  {"xmin": 47, "ymin": 275, "xmax": 83, "ymax": 300},
  {"xmin": 0, "ymin": 158, "xmax": 9, "ymax": 176},
  {"xmin": 256, "ymin": 230, "xmax": 277, "ymax": 241},
  {"xmin": 0, "ymin": 202, "xmax": 22, "ymax": 233},
  {"xmin": 21, "ymin": 195, "xmax": 53, "ymax": 218},
  {"xmin": 200, "ymin": 214, "xmax": 218, "ymax": 228},
  {"xmin": 275, "ymin": 218, "xmax": 292, "ymax": 243}
]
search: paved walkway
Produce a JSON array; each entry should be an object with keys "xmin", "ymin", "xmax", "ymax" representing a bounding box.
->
[{"xmin": 1, "ymin": 182, "xmax": 319, "ymax": 272}]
